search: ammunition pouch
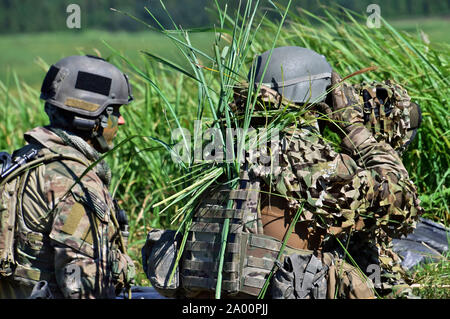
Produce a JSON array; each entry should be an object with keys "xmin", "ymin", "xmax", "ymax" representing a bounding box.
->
[
  {"xmin": 271, "ymin": 253, "xmax": 328, "ymax": 299},
  {"xmin": 142, "ymin": 229, "xmax": 182, "ymax": 298},
  {"xmin": 179, "ymin": 230, "xmax": 313, "ymax": 297},
  {"xmin": 143, "ymin": 228, "xmax": 314, "ymax": 298},
  {"xmin": 142, "ymin": 168, "xmax": 318, "ymax": 298}
]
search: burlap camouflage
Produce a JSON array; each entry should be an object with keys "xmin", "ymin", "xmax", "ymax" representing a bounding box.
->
[
  {"xmin": 354, "ymin": 80, "xmax": 418, "ymax": 154},
  {"xmin": 0, "ymin": 126, "xmax": 135, "ymax": 298},
  {"xmin": 232, "ymin": 77, "xmax": 419, "ymax": 155},
  {"xmin": 231, "ymin": 79, "xmax": 423, "ymax": 297}
]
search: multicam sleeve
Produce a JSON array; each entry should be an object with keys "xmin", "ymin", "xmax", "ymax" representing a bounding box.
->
[
  {"xmin": 46, "ymin": 163, "xmax": 118, "ymax": 298},
  {"xmin": 340, "ymin": 80, "xmax": 423, "ymax": 238},
  {"xmin": 340, "ymin": 124, "xmax": 422, "ymax": 238},
  {"xmin": 251, "ymin": 123, "xmax": 422, "ymax": 241}
]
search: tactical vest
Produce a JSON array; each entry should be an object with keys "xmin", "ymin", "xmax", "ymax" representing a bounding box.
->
[
  {"xmin": 179, "ymin": 168, "xmax": 314, "ymax": 297},
  {"xmin": 0, "ymin": 145, "xmax": 88, "ymax": 281},
  {"xmin": 142, "ymin": 167, "xmax": 317, "ymax": 298},
  {"xmin": 143, "ymin": 168, "xmax": 374, "ymax": 299}
]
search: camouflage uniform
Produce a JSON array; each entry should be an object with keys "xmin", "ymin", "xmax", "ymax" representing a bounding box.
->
[
  {"xmin": 0, "ymin": 126, "xmax": 135, "ymax": 299},
  {"xmin": 234, "ymin": 80, "xmax": 423, "ymax": 297}
]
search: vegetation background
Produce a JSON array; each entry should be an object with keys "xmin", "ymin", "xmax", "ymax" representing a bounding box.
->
[
  {"xmin": 0, "ymin": 0, "xmax": 448, "ymax": 298},
  {"xmin": 1, "ymin": 0, "xmax": 449, "ymax": 33}
]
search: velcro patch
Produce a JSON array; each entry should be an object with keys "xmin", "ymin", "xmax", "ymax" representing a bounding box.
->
[
  {"xmin": 72, "ymin": 189, "xmax": 108, "ymax": 221},
  {"xmin": 65, "ymin": 97, "xmax": 100, "ymax": 112},
  {"xmin": 61, "ymin": 202, "xmax": 85, "ymax": 235},
  {"xmin": 75, "ymin": 71, "xmax": 111, "ymax": 96}
]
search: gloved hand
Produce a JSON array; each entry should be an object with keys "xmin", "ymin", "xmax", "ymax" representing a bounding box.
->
[
  {"xmin": 328, "ymin": 71, "xmax": 364, "ymax": 132},
  {"xmin": 318, "ymin": 71, "xmax": 373, "ymax": 152}
]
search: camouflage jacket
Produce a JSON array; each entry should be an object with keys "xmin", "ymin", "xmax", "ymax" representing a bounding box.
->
[
  {"xmin": 246, "ymin": 82, "xmax": 423, "ymax": 246},
  {"xmin": 0, "ymin": 127, "xmax": 134, "ymax": 299},
  {"xmin": 229, "ymin": 80, "xmax": 423, "ymax": 297}
]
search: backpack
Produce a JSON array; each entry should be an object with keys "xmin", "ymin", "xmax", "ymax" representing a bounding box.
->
[{"xmin": 0, "ymin": 144, "xmax": 86, "ymax": 278}]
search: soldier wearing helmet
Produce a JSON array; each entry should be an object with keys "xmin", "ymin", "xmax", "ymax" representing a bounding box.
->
[
  {"xmin": 0, "ymin": 55, "xmax": 135, "ymax": 298},
  {"xmin": 142, "ymin": 46, "xmax": 422, "ymax": 299},
  {"xmin": 238, "ymin": 46, "xmax": 423, "ymax": 298}
]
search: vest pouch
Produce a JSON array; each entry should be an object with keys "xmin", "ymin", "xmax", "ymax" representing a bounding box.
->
[
  {"xmin": 142, "ymin": 229, "xmax": 181, "ymax": 298},
  {"xmin": 271, "ymin": 253, "xmax": 328, "ymax": 299},
  {"xmin": 239, "ymin": 233, "xmax": 315, "ymax": 297},
  {"xmin": 321, "ymin": 252, "xmax": 376, "ymax": 299},
  {"xmin": 0, "ymin": 175, "xmax": 20, "ymax": 277}
]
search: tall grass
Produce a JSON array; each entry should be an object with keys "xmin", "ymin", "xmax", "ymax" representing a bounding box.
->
[
  {"xmin": 410, "ymin": 250, "xmax": 450, "ymax": 298},
  {"xmin": 117, "ymin": 0, "xmax": 296, "ymax": 297},
  {"xmin": 120, "ymin": 1, "xmax": 449, "ymax": 295},
  {"xmin": 119, "ymin": 1, "xmax": 449, "ymax": 294},
  {"xmin": 253, "ymin": 4, "xmax": 449, "ymax": 223},
  {"xmin": 0, "ymin": 1, "xmax": 448, "ymax": 294}
]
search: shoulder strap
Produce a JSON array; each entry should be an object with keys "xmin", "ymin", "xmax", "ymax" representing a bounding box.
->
[
  {"xmin": 0, "ymin": 145, "xmax": 92, "ymax": 279},
  {"xmin": 0, "ymin": 146, "xmax": 90, "ymax": 187}
]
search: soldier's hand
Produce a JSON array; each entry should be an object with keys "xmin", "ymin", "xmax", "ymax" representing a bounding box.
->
[{"xmin": 329, "ymin": 71, "xmax": 364, "ymax": 132}]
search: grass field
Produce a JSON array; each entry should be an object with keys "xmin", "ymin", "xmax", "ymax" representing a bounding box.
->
[
  {"xmin": 0, "ymin": 30, "xmax": 217, "ymax": 89},
  {"xmin": 390, "ymin": 16, "xmax": 450, "ymax": 44},
  {"xmin": 0, "ymin": 5, "xmax": 448, "ymax": 298},
  {"xmin": 0, "ymin": 16, "xmax": 448, "ymax": 88}
]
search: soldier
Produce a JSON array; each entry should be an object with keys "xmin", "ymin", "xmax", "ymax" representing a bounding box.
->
[
  {"xmin": 142, "ymin": 47, "xmax": 423, "ymax": 299},
  {"xmin": 236, "ymin": 46, "xmax": 423, "ymax": 298},
  {"xmin": 0, "ymin": 55, "xmax": 135, "ymax": 298}
]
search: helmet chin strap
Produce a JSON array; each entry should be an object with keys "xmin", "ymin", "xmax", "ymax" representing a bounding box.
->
[
  {"xmin": 77, "ymin": 106, "xmax": 114, "ymax": 153},
  {"xmin": 93, "ymin": 111, "xmax": 113, "ymax": 153},
  {"xmin": 73, "ymin": 116, "xmax": 96, "ymax": 131}
]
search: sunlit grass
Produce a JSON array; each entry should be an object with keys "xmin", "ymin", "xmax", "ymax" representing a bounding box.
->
[{"xmin": 0, "ymin": 1, "xmax": 448, "ymax": 298}]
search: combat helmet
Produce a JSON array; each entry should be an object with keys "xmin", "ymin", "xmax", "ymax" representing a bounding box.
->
[
  {"xmin": 40, "ymin": 55, "xmax": 133, "ymax": 151},
  {"xmin": 40, "ymin": 55, "xmax": 133, "ymax": 118},
  {"xmin": 249, "ymin": 46, "xmax": 332, "ymax": 104}
]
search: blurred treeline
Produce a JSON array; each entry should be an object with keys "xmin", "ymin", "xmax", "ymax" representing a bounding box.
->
[{"xmin": 0, "ymin": 0, "xmax": 449, "ymax": 34}]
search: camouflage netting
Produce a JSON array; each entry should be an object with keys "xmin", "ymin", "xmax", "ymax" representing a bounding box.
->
[
  {"xmin": 230, "ymin": 81, "xmax": 422, "ymax": 244},
  {"xmin": 354, "ymin": 80, "xmax": 421, "ymax": 155}
]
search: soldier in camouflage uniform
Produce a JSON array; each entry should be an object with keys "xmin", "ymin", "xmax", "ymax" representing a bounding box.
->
[
  {"xmin": 234, "ymin": 46, "xmax": 423, "ymax": 298},
  {"xmin": 0, "ymin": 55, "xmax": 135, "ymax": 298},
  {"xmin": 142, "ymin": 46, "xmax": 423, "ymax": 299}
]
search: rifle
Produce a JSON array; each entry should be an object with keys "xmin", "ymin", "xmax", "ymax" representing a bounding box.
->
[{"xmin": 0, "ymin": 148, "xmax": 38, "ymax": 180}]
